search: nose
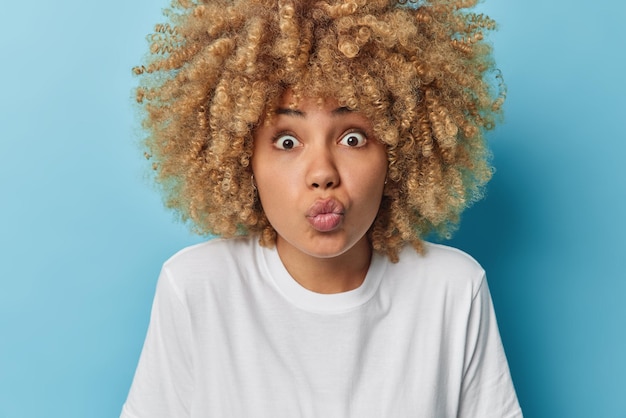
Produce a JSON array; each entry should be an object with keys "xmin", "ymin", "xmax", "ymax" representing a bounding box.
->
[{"xmin": 306, "ymin": 146, "xmax": 340, "ymax": 190}]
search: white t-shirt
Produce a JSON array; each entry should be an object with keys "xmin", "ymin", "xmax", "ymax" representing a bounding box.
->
[{"xmin": 121, "ymin": 238, "xmax": 522, "ymax": 418}]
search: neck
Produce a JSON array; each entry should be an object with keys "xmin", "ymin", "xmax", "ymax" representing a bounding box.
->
[{"xmin": 275, "ymin": 236, "xmax": 372, "ymax": 294}]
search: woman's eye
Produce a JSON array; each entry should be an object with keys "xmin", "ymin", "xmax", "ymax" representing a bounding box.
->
[
  {"xmin": 273, "ymin": 134, "xmax": 301, "ymax": 150},
  {"xmin": 339, "ymin": 131, "xmax": 367, "ymax": 147}
]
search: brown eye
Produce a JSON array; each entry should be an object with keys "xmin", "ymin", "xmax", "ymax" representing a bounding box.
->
[
  {"xmin": 273, "ymin": 134, "xmax": 301, "ymax": 150},
  {"xmin": 339, "ymin": 131, "xmax": 366, "ymax": 147}
]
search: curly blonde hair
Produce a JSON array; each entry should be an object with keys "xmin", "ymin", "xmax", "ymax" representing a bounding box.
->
[{"xmin": 134, "ymin": 0, "xmax": 505, "ymax": 262}]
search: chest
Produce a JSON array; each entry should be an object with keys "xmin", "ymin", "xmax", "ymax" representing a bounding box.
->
[{"xmin": 185, "ymin": 287, "xmax": 469, "ymax": 417}]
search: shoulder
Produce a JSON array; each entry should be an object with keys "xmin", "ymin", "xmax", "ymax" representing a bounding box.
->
[
  {"xmin": 387, "ymin": 242, "xmax": 486, "ymax": 296},
  {"xmin": 159, "ymin": 237, "xmax": 259, "ymax": 290},
  {"xmin": 163, "ymin": 237, "xmax": 255, "ymax": 270},
  {"xmin": 422, "ymin": 242, "xmax": 483, "ymax": 275},
  {"xmin": 396, "ymin": 242, "xmax": 483, "ymax": 273}
]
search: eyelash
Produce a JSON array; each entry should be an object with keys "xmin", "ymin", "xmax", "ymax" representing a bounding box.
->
[
  {"xmin": 272, "ymin": 133, "xmax": 301, "ymax": 150},
  {"xmin": 339, "ymin": 130, "xmax": 367, "ymax": 147},
  {"xmin": 271, "ymin": 129, "xmax": 369, "ymax": 150}
]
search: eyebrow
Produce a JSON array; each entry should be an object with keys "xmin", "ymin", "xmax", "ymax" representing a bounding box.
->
[{"xmin": 275, "ymin": 106, "xmax": 353, "ymax": 117}]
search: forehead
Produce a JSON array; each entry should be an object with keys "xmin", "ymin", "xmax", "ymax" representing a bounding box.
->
[
  {"xmin": 262, "ymin": 94, "xmax": 373, "ymax": 131},
  {"xmin": 257, "ymin": 87, "xmax": 385, "ymax": 135}
]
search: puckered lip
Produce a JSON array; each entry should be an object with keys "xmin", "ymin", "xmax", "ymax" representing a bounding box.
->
[
  {"xmin": 305, "ymin": 198, "xmax": 345, "ymax": 232},
  {"xmin": 305, "ymin": 198, "xmax": 345, "ymax": 218}
]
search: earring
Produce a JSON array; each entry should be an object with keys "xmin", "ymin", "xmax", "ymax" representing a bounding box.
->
[{"xmin": 251, "ymin": 174, "xmax": 257, "ymax": 191}]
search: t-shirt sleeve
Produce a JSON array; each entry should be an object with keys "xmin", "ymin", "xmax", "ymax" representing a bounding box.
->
[
  {"xmin": 458, "ymin": 275, "xmax": 523, "ymax": 418},
  {"xmin": 120, "ymin": 267, "xmax": 194, "ymax": 418}
]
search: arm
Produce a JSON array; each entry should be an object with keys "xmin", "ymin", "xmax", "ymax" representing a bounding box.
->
[
  {"xmin": 458, "ymin": 276, "xmax": 523, "ymax": 418},
  {"xmin": 121, "ymin": 267, "xmax": 194, "ymax": 418}
]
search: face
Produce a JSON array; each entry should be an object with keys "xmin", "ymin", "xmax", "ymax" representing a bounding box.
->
[{"xmin": 251, "ymin": 93, "xmax": 388, "ymax": 260}]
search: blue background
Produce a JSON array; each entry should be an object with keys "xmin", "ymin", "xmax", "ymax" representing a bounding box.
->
[{"xmin": 1, "ymin": 0, "xmax": 624, "ymax": 417}]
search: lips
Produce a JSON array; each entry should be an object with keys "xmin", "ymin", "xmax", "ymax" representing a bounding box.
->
[{"xmin": 305, "ymin": 199, "xmax": 345, "ymax": 232}]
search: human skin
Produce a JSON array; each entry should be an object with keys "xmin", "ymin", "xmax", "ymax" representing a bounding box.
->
[{"xmin": 251, "ymin": 93, "xmax": 388, "ymax": 294}]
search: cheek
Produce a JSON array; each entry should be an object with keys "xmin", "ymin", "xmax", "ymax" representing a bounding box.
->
[
  {"xmin": 363, "ymin": 157, "xmax": 388, "ymax": 212},
  {"xmin": 254, "ymin": 182, "xmax": 284, "ymax": 230},
  {"xmin": 345, "ymin": 162, "xmax": 386, "ymax": 210},
  {"xmin": 253, "ymin": 165, "xmax": 299, "ymax": 221},
  {"xmin": 254, "ymin": 163, "xmax": 298, "ymax": 196},
  {"xmin": 362, "ymin": 153, "xmax": 388, "ymax": 192}
]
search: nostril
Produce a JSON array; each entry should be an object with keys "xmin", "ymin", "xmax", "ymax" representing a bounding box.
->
[{"xmin": 311, "ymin": 181, "xmax": 334, "ymax": 188}]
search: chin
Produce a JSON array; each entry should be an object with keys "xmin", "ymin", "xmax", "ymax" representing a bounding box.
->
[{"xmin": 299, "ymin": 238, "xmax": 359, "ymax": 259}]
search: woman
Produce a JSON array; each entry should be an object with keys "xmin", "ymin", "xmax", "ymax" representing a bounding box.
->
[{"xmin": 121, "ymin": 0, "xmax": 521, "ymax": 416}]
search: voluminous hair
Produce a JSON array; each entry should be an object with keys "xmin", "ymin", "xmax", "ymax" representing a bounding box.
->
[{"xmin": 134, "ymin": 0, "xmax": 505, "ymax": 262}]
